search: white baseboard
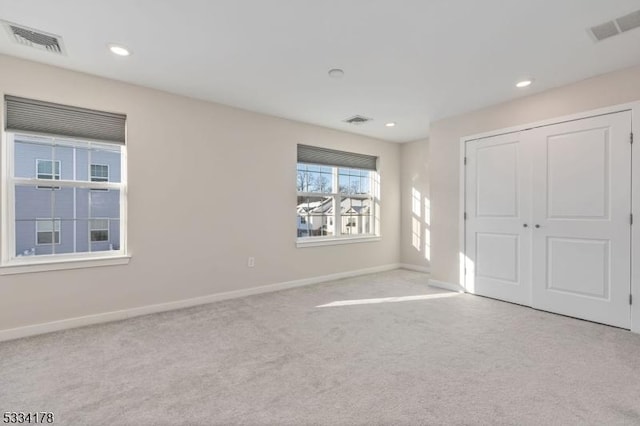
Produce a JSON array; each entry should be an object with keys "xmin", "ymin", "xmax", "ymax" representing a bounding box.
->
[
  {"xmin": 0, "ymin": 263, "xmax": 401, "ymax": 342},
  {"xmin": 399, "ymin": 263, "xmax": 431, "ymax": 274},
  {"xmin": 428, "ymin": 278, "xmax": 465, "ymax": 293}
]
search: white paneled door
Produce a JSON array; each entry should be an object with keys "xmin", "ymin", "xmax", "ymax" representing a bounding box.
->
[
  {"xmin": 465, "ymin": 111, "xmax": 632, "ymax": 328},
  {"xmin": 465, "ymin": 132, "xmax": 532, "ymax": 305},
  {"xmin": 528, "ymin": 112, "xmax": 631, "ymax": 328}
]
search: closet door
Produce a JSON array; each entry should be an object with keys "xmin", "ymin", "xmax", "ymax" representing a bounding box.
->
[
  {"xmin": 465, "ymin": 132, "xmax": 532, "ymax": 305},
  {"xmin": 529, "ymin": 111, "xmax": 632, "ymax": 328}
]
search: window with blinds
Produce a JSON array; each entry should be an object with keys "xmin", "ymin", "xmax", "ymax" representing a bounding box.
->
[
  {"xmin": 296, "ymin": 144, "xmax": 380, "ymax": 244},
  {"xmin": 3, "ymin": 95, "xmax": 128, "ymax": 265}
]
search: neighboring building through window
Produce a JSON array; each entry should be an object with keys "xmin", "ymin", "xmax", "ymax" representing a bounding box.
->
[
  {"xmin": 296, "ymin": 145, "xmax": 379, "ymax": 242},
  {"xmin": 12, "ymin": 135, "xmax": 123, "ymax": 257}
]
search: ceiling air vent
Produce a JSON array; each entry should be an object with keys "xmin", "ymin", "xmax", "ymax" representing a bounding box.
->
[
  {"xmin": 616, "ymin": 10, "xmax": 640, "ymax": 33},
  {"xmin": 588, "ymin": 9, "xmax": 640, "ymax": 42},
  {"xmin": 2, "ymin": 21, "xmax": 65, "ymax": 54},
  {"xmin": 343, "ymin": 115, "xmax": 372, "ymax": 125}
]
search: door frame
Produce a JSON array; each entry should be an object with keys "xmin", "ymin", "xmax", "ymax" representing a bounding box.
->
[{"xmin": 459, "ymin": 101, "xmax": 640, "ymax": 334}]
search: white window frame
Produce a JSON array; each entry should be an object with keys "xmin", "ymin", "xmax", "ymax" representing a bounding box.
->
[
  {"xmin": 1, "ymin": 133, "xmax": 130, "ymax": 274},
  {"xmin": 89, "ymin": 218, "xmax": 110, "ymax": 242},
  {"xmin": 35, "ymin": 218, "xmax": 61, "ymax": 246},
  {"xmin": 296, "ymin": 163, "xmax": 380, "ymax": 248}
]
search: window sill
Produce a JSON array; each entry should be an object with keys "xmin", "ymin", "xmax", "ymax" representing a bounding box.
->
[
  {"xmin": 0, "ymin": 254, "xmax": 131, "ymax": 275},
  {"xmin": 296, "ymin": 235, "xmax": 381, "ymax": 248}
]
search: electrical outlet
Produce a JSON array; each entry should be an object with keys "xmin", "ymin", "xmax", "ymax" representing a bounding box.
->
[{"xmin": 247, "ymin": 257, "xmax": 255, "ymax": 267}]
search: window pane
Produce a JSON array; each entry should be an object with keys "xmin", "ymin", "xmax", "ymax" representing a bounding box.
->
[
  {"xmin": 296, "ymin": 163, "xmax": 333, "ymax": 193},
  {"xmin": 338, "ymin": 168, "xmax": 371, "ymax": 195},
  {"xmin": 14, "ymin": 185, "xmax": 59, "ymax": 255},
  {"xmin": 14, "ymin": 136, "xmax": 121, "ymax": 183},
  {"xmin": 37, "ymin": 160, "xmax": 52, "ymax": 175},
  {"xmin": 90, "ymin": 219, "xmax": 109, "ymax": 230},
  {"xmin": 89, "ymin": 189, "xmax": 120, "ymax": 219},
  {"xmin": 91, "ymin": 230, "xmax": 109, "ymax": 242},
  {"xmin": 297, "ymin": 195, "xmax": 334, "ymax": 237},
  {"xmin": 15, "ymin": 136, "xmax": 52, "ymax": 179},
  {"xmin": 52, "ymin": 143, "xmax": 72, "ymax": 180},
  {"xmin": 15, "ymin": 184, "xmax": 120, "ymax": 256},
  {"xmin": 36, "ymin": 220, "xmax": 60, "ymax": 233},
  {"xmin": 91, "ymin": 145, "xmax": 121, "ymax": 183},
  {"xmin": 90, "ymin": 164, "xmax": 109, "ymax": 182},
  {"xmin": 340, "ymin": 197, "xmax": 372, "ymax": 236}
]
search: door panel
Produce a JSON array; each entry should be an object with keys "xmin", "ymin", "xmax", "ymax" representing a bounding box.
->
[
  {"xmin": 529, "ymin": 111, "xmax": 631, "ymax": 328},
  {"xmin": 476, "ymin": 142, "xmax": 519, "ymax": 217},
  {"xmin": 476, "ymin": 233, "xmax": 519, "ymax": 283},
  {"xmin": 546, "ymin": 237, "xmax": 609, "ymax": 299},
  {"xmin": 547, "ymin": 128, "xmax": 609, "ymax": 219},
  {"xmin": 465, "ymin": 133, "xmax": 531, "ymax": 305}
]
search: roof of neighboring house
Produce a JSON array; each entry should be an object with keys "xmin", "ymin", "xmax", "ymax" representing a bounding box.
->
[{"xmin": 297, "ymin": 197, "xmax": 371, "ymax": 215}]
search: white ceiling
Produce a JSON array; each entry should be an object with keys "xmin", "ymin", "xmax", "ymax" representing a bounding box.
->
[{"xmin": 1, "ymin": 1, "xmax": 640, "ymax": 143}]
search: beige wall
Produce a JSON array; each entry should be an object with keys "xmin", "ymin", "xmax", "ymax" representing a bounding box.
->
[
  {"xmin": 0, "ymin": 54, "xmax": 401, "ymax": 331},
  {"xmin": 429, "ymin": 63, "xmax": 640, "ymax": 284},
  {"xmin": 399, "ymin": 139, "xmax": 430, "ymax": 269}
]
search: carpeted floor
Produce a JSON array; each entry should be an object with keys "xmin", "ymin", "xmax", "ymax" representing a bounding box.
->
[{"xmin": 1, "ymin": 269, "xmax": 640, "ymax": 425}]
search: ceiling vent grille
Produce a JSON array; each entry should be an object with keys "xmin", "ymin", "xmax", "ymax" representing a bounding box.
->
[
  {"xmin": 589, "ymin": 9, "xmax": 640, "ymax": 42},
  {"xmin": 2, "ymin": 21, "xmax": 65, "ymax": 54},
  {"xmin": 616, "ymin": 10, "xmax": 640, "ymax": 32},
  {"xmin": 343, "ymin": 115, "xmax": 372, "ymax": 125}
]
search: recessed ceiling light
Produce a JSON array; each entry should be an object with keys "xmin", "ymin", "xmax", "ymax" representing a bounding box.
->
[
  {"xmin": 328, "ymin": 68, "xmax": 344, "ymax": 79},
  {"xmin": 385, "ymin": 122, "xmax": 396, "ymax": 127},
  {"xmin": 516, "ymin": 79, "xmax": 533, "ymax": 88},
  {"xmin": 108, "ymin": 44, "xmax": 131, "ymax": 56}
]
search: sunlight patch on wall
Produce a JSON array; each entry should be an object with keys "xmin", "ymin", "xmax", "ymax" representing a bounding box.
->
[
  {"xmin": 461, "ymin": 251, "xmax": 474, "ymax": 292},
  {"xmin": 424, "ymin": 197, "xmax": 431, "ymax": 260},
  {"xmin": 425, "ymin": 227, "xmax": 431, "ymax": 261},
  {"xmin": 412, "ymin": 188, "xmax": 421, "ymax": 217},
  {"xmin": 412, "ymin": 217, "xmax": 421, "ymax": 250},
  {"xmin": 424, "ymin": 197, "xmax": 430, "ymax": 226}
]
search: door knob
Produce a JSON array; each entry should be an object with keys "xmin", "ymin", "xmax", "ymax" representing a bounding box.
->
[
  {"xmin": 523, "ymin": 224, "xmax": 528, "ymax": 228},
  {"xmin": 535, "ymin": 224, "xmax": 541, "ymax": 228}
]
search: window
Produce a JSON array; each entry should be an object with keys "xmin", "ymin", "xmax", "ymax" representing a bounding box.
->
[
  {"xmin": 296, "ymin": 145, "xmax": 379, "ymax": 245},
  {"xmin": 36, "ymin": 159, "xmax": 61, "ymax": 190},
  {"xmin": 90, "ymin": 164, "xmax": 109, "ymax": 182},
  {"xmin": 90, "ymin": 164, "xmax": 109, "ymax": 192},
  {"xmin": 3, "ymin": 95, "xmax": 127, "ymax": 269},
  {"xmin": 36, "ymin": 219, "xmax": 61, "ymax": 245},
  {"xmin": 90, "ymin": 219, "xmax": 109, "ymax": 242},
  {"xmin": 36, "ymin": 159, "xmax": 61, "ymax": 180}
]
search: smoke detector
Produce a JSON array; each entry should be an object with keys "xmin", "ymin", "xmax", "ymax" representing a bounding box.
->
[
  {"xmin": 343, "ymin": 115, "xmax": 373, "ymax": 125},
  {"xmin": 588, "ymin": 10, "xmax": 640, "ymax": 42},
  {"xmin": 2, "ymin": 20, "xmax": 65, "ymax": 54}
]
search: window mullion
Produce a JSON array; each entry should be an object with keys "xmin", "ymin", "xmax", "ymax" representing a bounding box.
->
[
  {"xmin": 51, "ymin": 140, "xmax": 56, "ymax": 255},
  {"xmin": 332, "ymin": 167, "xmax": 340, "ymax": 236}
]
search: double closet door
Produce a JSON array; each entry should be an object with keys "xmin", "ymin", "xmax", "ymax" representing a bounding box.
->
[{"xmin": 465, "ymin": 111, "xmax": 632, "ymax": 328}]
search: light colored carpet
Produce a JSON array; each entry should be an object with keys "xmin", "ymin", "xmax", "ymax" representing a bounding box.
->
[{"xmin": 1, "ymin": 269, "xmax": 640, "ymax": 425}]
